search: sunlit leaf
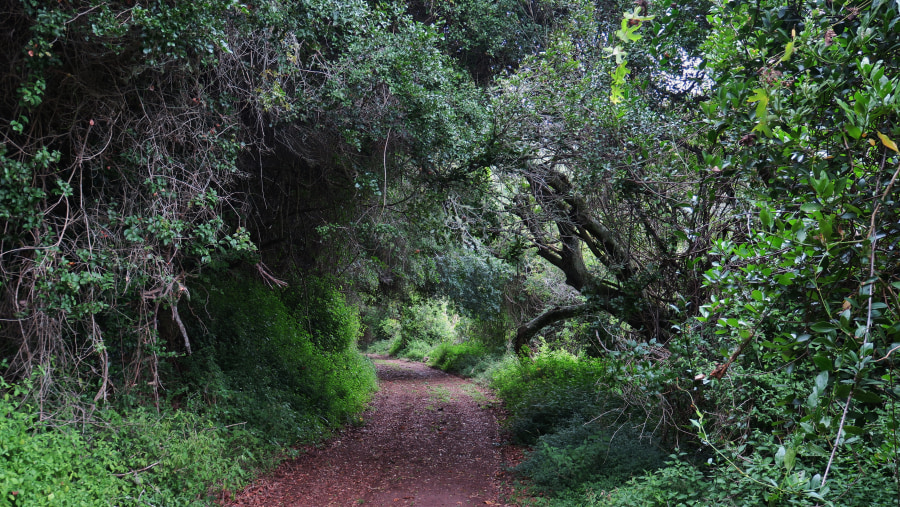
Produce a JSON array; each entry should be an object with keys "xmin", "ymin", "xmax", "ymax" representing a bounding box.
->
[
  {"xmin": 780, "ymin": 41, "xmax": 794, "ymax": 62},
  {"xmin": 877, "ymin": 131, "xmax": 899, "ymax": 152}
]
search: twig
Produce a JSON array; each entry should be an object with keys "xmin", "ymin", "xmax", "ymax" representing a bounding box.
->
[
  {"xmin": 256, "ymin": 262, "xmax": 287, "ymax": 288},
  {"xmin": 877, "ymin": 343, "xmax": 900, "ymax": 363},
  {"xmin": 822, "ymin": 389, "xmax": 855, "ymax": 487},
  {"xmin": 172, "ymin": 304, "xmax": 191, "ymax": 355},
  {"xmin": 383, "ymin": 127, "xmax": 391, "ymax": 210},
  {"xmin": 113, "ymin": 461, "xmax": 160, "ymax": 477}
]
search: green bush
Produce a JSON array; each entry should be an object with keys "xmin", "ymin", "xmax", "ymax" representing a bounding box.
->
[
  {"xmin": 181, "ymin": 274, "xmax": 376, "ymax": 443},
  {"xmin": 389, "ymin": 337, "xmax": 432, "ymax": 361},
  {"xmin": 376, "ymin": 299, "xmax": 457, "ymax": 360},
  {"xmin": 490, "ymin": 347, "xmax": 616, "ymax": 444},
  {"xmin": 427, "ymin": 341, "xmax": 490, "ymax": 376},
  {"xmin": 453, "ymin": 315, "xmax": 511, "ymax": 349},
  {"xmin": 397, "ymin": 300, "xmax": 455, "ymax": 348},
  {"xmin": 378, "ymin": 317, "xmax": 402, "ymax": 343},
  {"xmin": 600, "ymin": 451, "xmax": 900, "ymax": 507},
  {"xmin": 0, "ymin": 382, "xmax": 276, "ymax": 506},
  {"xmin": 0, "ymin": 392, "xmax": 133, "ymax": 506},
  {"xmin": 1, "ymin": 271, "xmax": 379, "ymax": 507},
  {"xmin": 95, "ymin": 407, "xmax": 256, "ymax": 505},
  {"xmin": 516, "ymin": 422, "xmax": 664, "ymax": 495},
  {"xmin": 489, "ymin": 347, "xmax": 672, "ymax": 503},
  {"xmin": 280, "ymin": 276, "xmax": 362, "ymax": 353},
  {"xmin": 363, "ymin": 338, "xmax": 394, "ymax": 355},
  {"xmin": 360, "ymin": 304, "xmax": 400, "ymax": 346},
  {"xmin": 595, "ymin": 458, "xmax": 712, "ymax": 506}
]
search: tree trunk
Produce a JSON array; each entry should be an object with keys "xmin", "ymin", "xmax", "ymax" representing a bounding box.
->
[{"xmin": 513, "ymin": 304, "xmax": 591, "ymax": 354}]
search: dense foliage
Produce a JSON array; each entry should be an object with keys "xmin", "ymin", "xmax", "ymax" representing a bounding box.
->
[
  {"xmin": 2, "ymin": 0, "xmax": 899, "ymax": 503},
  {"xmin": 371, "ymin": 0, "xmax": 900, "ymax": 503},
  {"xmin": 1, "ymin": 273, "xmax": 375, "ymax": 504}
]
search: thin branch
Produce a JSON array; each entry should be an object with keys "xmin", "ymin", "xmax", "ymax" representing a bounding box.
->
[{"xmin": 112, "ymin": 462, "xmax": 160, "ymax": 477}]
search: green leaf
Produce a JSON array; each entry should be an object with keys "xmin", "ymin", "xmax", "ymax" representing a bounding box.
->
[
  {"xmin": 817, "ymin": 214, "xmax": 833, "ymax": 241},
  {"xmin": 800, "ymin": 202, "xmax": 822, "ymax": 212},
  {"xmin": 834, "ymin": 383, "xmax": 852, "ymax": 398},
  {"xmin": 812, "ymin": 355, "xmax": 833, "ymax": 371},
  {"xmin": 842, "ymin": 425, "xmax": 864, "ymax": 435},
  {"xmin": 760, "ymin": 207, "xmax": 773, "ymax": 229},
  {"xmin": 853, "ymin": 389, "xmax": 882, "ymax": 404},
  {"xmin": 747, "ymin": 88, "xmax": 771, "ymax": 135},
  {"xmin": 780, "ymin": 41, "xmax": 794, "ymax": 62},
  {"xmin": 846, "ymin": 125, "xmax": 861, "ymax": 139},
  {"xmin": 776, "ymin": 272, "xmax": 796, "ymax": 286},
  {"xmin": 803, "ymin": 444, "xmax": 828, "ymax": 457},
  {"xmin": 815, "ymin": 371, "xmax": 829, "ymax": 392},
  {"xmin": 784, "ymin": 447, "xmax": 796, "ymax": 472},
  {"xmin": 810, "ymin": 322, "xmax": 836, "ymax": 332},
  {"xmin": 806, "ymin": 389, "xmax": 819, "ymax": 409}
]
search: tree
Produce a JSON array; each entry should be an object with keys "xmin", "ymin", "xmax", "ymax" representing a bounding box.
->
[
  {"xmin": 1, "ymin": 0, "xmax": 259, "ymax": 407},
  {"xmin": 447, "ymin": 2, "xmax": 738, "ymax": 352}
]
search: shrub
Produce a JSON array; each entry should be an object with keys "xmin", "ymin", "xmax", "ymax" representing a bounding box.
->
[
  {"xmin": 0, "ymin": 390, "xmax": 134, "ymax": 506},
  {"xmin": 427, "ymin": 341, "xmax": 489, "ymax": 376},
  {"xmin": 95, "ymin": 407, "xmax": 255, "ymax": 505},
  {"xmin": 180, "ymin": 273, "xmax": 376, "ymax": 444},
  {"xmin": 360, "ymin": 304, "xmax": 400, "ymax": 346},
  {"xmin": 453, "ymin": 315, "xmax": 511, "ymax": 349},
  {"xmin": 516, "ymin": 422, "xmax": 664, "ymax": 495},
  {"xmin": 378, "ymin": 317, "xmax": 402, "ymax": 343},
  {"xmin": 363, "ymin": 338, "xmax": 393, "ymax": 355},
  {"xmin": 398, "ymin": 300, "xmax": 455, "ymax": 347},
  {"xmin": 379, "ymin": 299, "xmax": 456, "ymax": 360},
  {"xmin": 390, "ymin": 338, "xmax": 432, "ymax": 361},
  {"xmin": 1, "ymin": 271, "xmax": 379, "ymax": 507},
  {"xmin": 489, "ymin": 346, "xmax": 671, "ymax": 503},
  {"xmin": 490, "ymin": 347, "xmax": 616, "ymax": 444},
  {"xmin": 280, "ymin": 276, "xmax": 362, "ymax": 353}
]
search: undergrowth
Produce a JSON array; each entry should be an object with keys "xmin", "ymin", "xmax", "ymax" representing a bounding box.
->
[
  {"xmin": 1, "ymin": 272, "xmax": 377, "ymax": 505},
  {"xmin": 493, "ymin": 344, "xmax": 900, "ymax": 506},
  {"xmin": 181, "ymin": 274, "xmax": 376, "ymax": 443},
  {"xmin": 0, "ymin": 384, "xmax": 130, "ymax": 505}
]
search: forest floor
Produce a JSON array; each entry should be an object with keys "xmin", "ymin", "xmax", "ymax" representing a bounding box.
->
[{"xmin": 225, "ymin": 355, "xmax": 525, "ymax": 506}]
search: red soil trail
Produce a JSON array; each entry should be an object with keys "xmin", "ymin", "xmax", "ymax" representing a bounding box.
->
[{"xmin": 226, "ymin": 355, "xmax": 518, "ymax": 507}]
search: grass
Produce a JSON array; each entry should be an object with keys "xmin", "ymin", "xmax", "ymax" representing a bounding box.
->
[
  {"xmin": 426, "ymin": 384, "xmax": 453, "ymax": 404},
  {"xmin": 460, "ymin": 384, "xmax": 493, "ymax": 408}
]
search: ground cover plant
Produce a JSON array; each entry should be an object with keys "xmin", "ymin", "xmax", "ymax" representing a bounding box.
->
[{"xmin": 1, "ymin": 273, "xmax": 376, "ymax": 505}]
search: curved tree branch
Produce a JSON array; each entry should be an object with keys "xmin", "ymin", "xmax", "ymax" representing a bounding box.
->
[{"xmin": 514, "ymin": 303, "xmax": 593, "ymax": 354}]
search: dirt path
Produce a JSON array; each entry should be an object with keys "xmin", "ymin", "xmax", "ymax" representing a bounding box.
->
[{"xmin": 227, "ymin": 356, "xmax": 516, "ymax": 506}]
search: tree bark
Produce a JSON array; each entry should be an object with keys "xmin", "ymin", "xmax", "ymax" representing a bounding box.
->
[{"xmin": 513, "ymin": 304, "xmax": 592, "ymax": 354}]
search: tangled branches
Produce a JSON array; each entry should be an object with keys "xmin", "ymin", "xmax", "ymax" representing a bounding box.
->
[{"xmin": 0, "ymin": 1, "xmax": 258, "ymax": 415}]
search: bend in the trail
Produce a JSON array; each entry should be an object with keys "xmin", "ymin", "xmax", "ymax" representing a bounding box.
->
[{"xmin": 228, "ymin": 355, "xmax": 513, "ymax": 507}]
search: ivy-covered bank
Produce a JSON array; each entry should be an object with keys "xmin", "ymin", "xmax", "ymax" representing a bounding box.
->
[{"xmin": 1, "ymin": 274, "xmax": 376, "ymax": 505}]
